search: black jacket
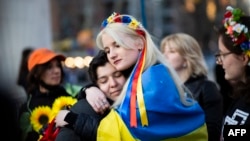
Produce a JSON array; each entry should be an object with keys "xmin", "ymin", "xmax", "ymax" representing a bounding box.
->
[
  {"xmin": 55, "ymin": 99, "xmax": 104, "ymax": 141},
  {"xmin": 56, "ymin": 87, "xmax": 112, "ymax": 141},
  {"xmin": 184, "ymin": 75, "xmax": 223, "ymax": 141},
  {"xmin": 19, "ymin": 86, "xmax": 70, "ymax": 141},
  {"xmin": 224, "ymin": 94, "xmax": 250, "ymax": 125}
]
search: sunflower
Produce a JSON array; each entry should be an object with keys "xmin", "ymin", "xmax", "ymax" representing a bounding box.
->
[
  {"xmin": 52, "ymin": 96, "xmax": 77, "ymax": 116},
  {"xmin": 30, "ymin": 106, "xmax": 53, "ymax": 133}
]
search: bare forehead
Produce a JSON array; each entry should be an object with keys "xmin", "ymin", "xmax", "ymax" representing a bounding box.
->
[{"xmin": 97, "ymin": 63, "xmax": 117, "ymax": 77}]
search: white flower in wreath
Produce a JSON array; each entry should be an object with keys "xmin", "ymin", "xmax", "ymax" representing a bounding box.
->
[{"xmin": 233, "ymin": 23, "xmax": 245, "ymax": 34}]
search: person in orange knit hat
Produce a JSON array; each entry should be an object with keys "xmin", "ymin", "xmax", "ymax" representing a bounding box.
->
[{"xmin": 18, "ymin": 48, "xmax": 72, "ymax": 141}]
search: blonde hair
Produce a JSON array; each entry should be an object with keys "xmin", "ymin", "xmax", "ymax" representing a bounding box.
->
[
  {"xmin": 96, "ymin": 15, "xmax": 194, "ymax": 107},
  {"xmin": 160, "ymin": 33, "xmax": 208, "ymax": 77}
]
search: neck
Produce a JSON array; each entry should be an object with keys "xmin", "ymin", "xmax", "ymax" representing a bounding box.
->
[
  {"xmin": 122, "ymin": 64, "xmax": 135, "ymax": 79},
  {"xmin": 39, "ymin": 85, "xmax": 49, "ymax": 93},
  {"xmin": 176, "ymin": 69, "xmax": 190, "ymax": 83},
  {"xmin": 39, "ymin": 80, "xmax": 60, "ymax": 93}
]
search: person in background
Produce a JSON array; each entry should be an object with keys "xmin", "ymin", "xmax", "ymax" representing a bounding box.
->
[
  {"xmin": 160, "ymin": 33, "xmax": 223, "ymax": 141},
  {"xmin": 76, "ymin": 29, "xmax": 99, "ymax": 56},
  {"xmin": 215, "ymin": 6, "xmax": 250, "ymax": 140},
  {"xmin": 18, "ymin": 48, "xmax": 71, "ymax": 141},
  {"xmin": 55, "ymin": 50, "xmax": 127, "ymax": 141},
  {"xmin": 214, "ymin": 64, "xmax": 233, "ymax": 116},
  {"xmin": 0, "ymin": 81, "xmax": 21, "ymax": 141},
  {"xmin": 17, "ymin": 47, "xmax": 34, "ymax": 94},
  {"xmin": 56, "ymin": 12, "xmax": 208, "ymax": 141}
]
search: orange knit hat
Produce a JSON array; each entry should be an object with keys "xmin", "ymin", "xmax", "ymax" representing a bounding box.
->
[{"xmin": 28, "ymin": 48, "xmax": 66, "ymax": 71}]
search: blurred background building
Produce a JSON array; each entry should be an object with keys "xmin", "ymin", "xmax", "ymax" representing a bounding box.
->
[{"xmin": 0, "ymin": 0, "xmax": 250, "ymax": 108}]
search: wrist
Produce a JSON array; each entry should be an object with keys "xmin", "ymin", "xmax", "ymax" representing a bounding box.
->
[
  {"xmin": 77, "ymin": 83, "xmax": 98, "ymax": 99},
  {"xmin": 65, "ymin": 111, "xmax": 78, "ymax": 128}
]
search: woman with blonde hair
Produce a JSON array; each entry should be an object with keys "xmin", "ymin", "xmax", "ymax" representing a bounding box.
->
[{"xmin": 161, "ymin": 33, "xmax": 223, "ymax": 141}]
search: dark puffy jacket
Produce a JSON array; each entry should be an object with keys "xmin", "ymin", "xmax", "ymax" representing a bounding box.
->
[
  {"xmin": 55, "ymin": 99, "xmax": 104, "ymax": 141},
  {"xmin": 19, "ymin": 86, "xmax": 70, "ymax": 141}
]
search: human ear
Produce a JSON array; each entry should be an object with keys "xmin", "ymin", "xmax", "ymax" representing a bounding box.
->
[
  {"xmin": 135, "ymin": 37, "xmax": 144, "ymax": 51},
  {"xmin": 242, "ymin": 54, "xmax": 250, "ymax": 66}
]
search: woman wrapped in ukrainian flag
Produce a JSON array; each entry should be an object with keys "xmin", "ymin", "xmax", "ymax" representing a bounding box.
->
[{"xmin": 55, "ymin": 12, "xmax": 208, "ymax": 141}]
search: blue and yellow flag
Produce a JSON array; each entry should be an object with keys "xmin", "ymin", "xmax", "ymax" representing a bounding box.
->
[
  {"xmin": 97, "ymin": 46, "xmax": 207, "ymax": 140},
  {"xmin": 97, "ymin": 63, "xmax": 208, "ymax": 141}
]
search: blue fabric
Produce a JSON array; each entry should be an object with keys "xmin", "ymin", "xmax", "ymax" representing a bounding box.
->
[{"xmin": 118, "ymin": 64, "xmax": 205, "ymax": 141}]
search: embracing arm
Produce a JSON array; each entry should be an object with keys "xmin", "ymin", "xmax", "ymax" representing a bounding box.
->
[
  {"xmin": 55, "ymin": 110, "xmax": 102, "ymax": 141},
  {"xmin": 84, "ymin": 86, "xmax": 110, "ymax": 114},
  {"xmin": 73, "ymin": 113, "xmax": 102, "ymax": 141}
]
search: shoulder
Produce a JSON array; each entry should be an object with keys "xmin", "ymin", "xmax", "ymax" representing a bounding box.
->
[
  {"xmin": 189, "ymin": 76, "xmax": 219, "ymax": 91},
  {"xmin": 56, "ymin": 127, "xmax": 81, "ymax": 141},
  {"xmin": 54, "ymin": 86, "xmax": 71, "ymax": 96},
  {"xmin": 199, "ymin": 79, "xmax": 222, "ymax": 101},
  {"xmin": 70, "ymin": 99, "xmax": 99, "ymax": 116},
  {"xmin": 201, "ymin": 79, "xmax": 219, "ymax": 91},
  {"xmin": 143, "ymin": 64, "xmax": 169, "ymax": 77},
  {"xmin": 186, "ymin": 76, "xmax": 221, "ymax": 100}
]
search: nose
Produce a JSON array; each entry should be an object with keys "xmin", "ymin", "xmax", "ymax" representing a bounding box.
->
[
  {"xmin": 215, "ymin": 56, "xmax": 222, "ymax": 65},
  {"xmin": 216, "ymin": 60, "xmax": 222, "ymax": 65},
  {"xmin": 163, "ymin": 53, "xmax": 169, "ymax": 59},
  {"xmin": 109, "ymin": 77, "xmax": 117, "ymax": 88},
  {"xmin": 109, "ymin": 49, "xmax": 117, "ymax": 60},
  {"xmin": 52, "ymin": 66, "xmax": 61, "ymax": 74}
]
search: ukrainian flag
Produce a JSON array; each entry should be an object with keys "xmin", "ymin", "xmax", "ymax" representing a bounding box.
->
[
  {"xmin": 98, "ymin": 46, "xmax": 207, "ymax": 140},
  {"xmin": 97, "ymin": 64, "xmax": 207, "ymax": 141}
]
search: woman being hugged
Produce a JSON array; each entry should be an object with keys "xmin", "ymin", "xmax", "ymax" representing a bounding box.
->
[{"xmin": 215, "ymin": 6, "xmax": 250, "ymax": 140}]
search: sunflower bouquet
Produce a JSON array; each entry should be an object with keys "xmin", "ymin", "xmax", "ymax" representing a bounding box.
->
[{"xmin": 29, "ymin": 96, "xmax": 77, "ymax": 140}]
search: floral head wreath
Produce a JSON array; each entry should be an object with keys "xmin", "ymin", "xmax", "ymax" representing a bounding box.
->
[
  {"xmin": 223, "ymin": 6, "xmax": 250, "ymax": 56},
  {"xmin": 101, "ymin": 12, "xmax": 145, "ymax": 37}
]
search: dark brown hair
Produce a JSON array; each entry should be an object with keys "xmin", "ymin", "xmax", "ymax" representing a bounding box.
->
[
  {"xmin": 217, "ymin": 16, "xmax": 250, "ymax": 103},
  {"xmin": 27, "ymin": 58, "xmax": 64, "ymax": 94}
]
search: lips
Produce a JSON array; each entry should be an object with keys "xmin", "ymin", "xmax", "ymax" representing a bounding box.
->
[
  {"xmin": 51, "ymin": 76, "xmax": 61, "ymax": 81},
  {"xmin": 113, "ymin": 59, "xmax": 121, "ymax": 65},
  {"xmin": 110, "ymin": 90, "xmax": 121, "ymax": 96}
]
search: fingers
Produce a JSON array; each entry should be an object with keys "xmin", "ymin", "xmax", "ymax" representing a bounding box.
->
[
  {"xmin": 91, "ymin": 98, "xmax": 110, "ymax": 114},
  {"xmin": 55, "ymin": 110, "xmax": 70, "ymax": 127},
  {"xmin": 100, "ymin": 98, "xmax": 110, "ymax": 108},
  {"xmin": 85, "ymin": 87, "xmax": 110, "ymax": 113}
]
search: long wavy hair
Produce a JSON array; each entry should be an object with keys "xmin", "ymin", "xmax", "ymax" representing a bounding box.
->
[{"xmin": 160, "ymin": 33, "xmax": 208, "ymax": 78}]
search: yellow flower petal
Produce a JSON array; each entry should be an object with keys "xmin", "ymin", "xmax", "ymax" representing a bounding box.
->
[
  {"xmin": 52, "ymin": 96, "xmax": 77, "ymax": 116},
  {"xmin": 30, "ymin": 106, "xmax": 53, "ymax": 133}
]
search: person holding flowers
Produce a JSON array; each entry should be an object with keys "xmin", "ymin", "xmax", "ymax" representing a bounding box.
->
[
  {"xmin": 215, "ymin": 6, "xmax": 250, "ymax": 140},
  {"xmin": 18, "ymin": 48, "xmax": 76, "ymax": 141}
]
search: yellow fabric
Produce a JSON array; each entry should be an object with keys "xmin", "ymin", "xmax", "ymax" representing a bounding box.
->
[
  {"xmin": 97, "ymin": 109, "xmax": 137, "ymax": 141},
  {"xmin": 97, "ymin": 109, "xmax": 208, "ymax": 141},
  {"xmin": 161, "ymin": 124, "xmax": 208, "ymax": 141}
]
